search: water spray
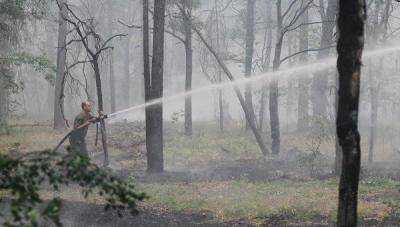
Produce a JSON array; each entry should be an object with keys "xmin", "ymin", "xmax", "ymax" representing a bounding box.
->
[
  {"xmin": 106, "ymin": 44, "xmax": 400, "ymax": 122},
  {"xmin": 53, "ymin": 44, "xmax": 400, "ymax": 154}
]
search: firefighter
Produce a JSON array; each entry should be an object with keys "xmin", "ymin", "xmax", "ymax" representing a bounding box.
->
[{"xmin": 69, "ymin": 101, "xmax": 96, "ymax": 156}]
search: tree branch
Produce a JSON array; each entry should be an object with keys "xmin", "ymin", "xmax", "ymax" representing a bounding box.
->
[{"xmin": 280, "ymin": 45, "xmax": 335, "ymax": 64}]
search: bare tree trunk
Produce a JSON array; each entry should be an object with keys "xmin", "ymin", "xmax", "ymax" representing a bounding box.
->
[
  {"xmin": 143, "ymin": 0, "xmax": 150, "ymax": 106},
  {"xmin": 311, "ymin": 0, "xmax": 337, "ymax": 121},
  {"xmin": 92, "ymin": 58, "xmax": 109, "ymax": 167},
  {"xmin": 215, "ymin": 0, "xmax": 224, "ymax": 132},
  {"xmin": 0, "ymin": 73, "xmax": 9, "ymax": 126},
  {"xmin": 123, "ymin": 37, "xmax": 131, "ymax": 108},
  {"xmin": 88, "ymin": 67, "xmax": 97, "ymax": 105},
  {"xmin": 258, "ymin": 0, "xmax": 273, "ymax": 131},
  {"xmin": 193, "ymin": 25, "xmax": 269, "ymax": 157},
  {"xmin": 270, "ymin": 0, "xmax": 283, "ymax": 155},
  {"xmin": 244, "ymin": 0, "xmax": 256, "ymax": 130},
  {"xmin": 146, "ymin": 0, "xmax": 166, "ymax": 173},
  {"xmin": 109, "ymin": 50, "xmax": 116, "ymax": 113},
  {"xmin": 184, "ymin": 0, "xmax": 193, "ymax": 136},
  {"xmin": 218, "ymin": 75, "xmax": 224, "ymax": 131},
  {"xmin": 107, "ymin": 1, "xmax": 116, "ymax": 113},
  {"xmin": 368, "ymin": 86, "xmax": 378, "ymax": 164},
  {"xmin": 297, "ymin": 7, "xmax": 309, "ymax": 132},
  {"xmin": 336, "ymin": 0, "xmax": 366, "ymax": 225},
  {"xmin": 45, "ymin": 21, "xmax": 55, "ymax": 119},
  {"xmin": 334, "ymin": 71, "xmax": 342, "ymax": 175},
  {"xmin": 0, "ymin": 36, "xmax": 9, "ymax": 126},
  {"xmin": 367, "ymin": 0, "xmax": 390, "ymax": 164},
  {"xmin": 53, "ymin": 0, "xmax": 67, "ymax": 130},
  {"xmin": 122, "ymin": 1, "xmax": 135, "ymax": 108}
]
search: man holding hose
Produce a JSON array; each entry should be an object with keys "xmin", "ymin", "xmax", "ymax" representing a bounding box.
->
[{"xmin": 69, "ymin": 101, "xmax": 98, "ymax": 156}]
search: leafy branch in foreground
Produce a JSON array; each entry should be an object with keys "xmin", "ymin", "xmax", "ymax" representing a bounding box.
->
[{"xmin": 0, "ymin": 149, "xmax": 146, "ymax": 226}]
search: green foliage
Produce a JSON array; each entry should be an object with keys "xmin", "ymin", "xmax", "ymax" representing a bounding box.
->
[
  {"xmin": 0, "ymin": 52, "xmax": 56, "ymax": 85},
  {"xmin": 361, "ymin": 177, "xmax": 400, "ymax": 188},
  {"xmin": 0, "ymin": 0, "xmax": 26, "ymax": 21},
  {"xmin": 0, "ymin": 149, "xmax": 146, "ymax": 226}
]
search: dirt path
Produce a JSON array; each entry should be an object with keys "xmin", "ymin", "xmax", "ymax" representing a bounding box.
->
[{"xmin": 60, "ymin": 200, "xmax": 226, "ymax": 227}]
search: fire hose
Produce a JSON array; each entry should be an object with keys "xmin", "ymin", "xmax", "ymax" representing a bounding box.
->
[{"xmin": 53, "ymin": 114, "xmax": 108, "ymax": 152}]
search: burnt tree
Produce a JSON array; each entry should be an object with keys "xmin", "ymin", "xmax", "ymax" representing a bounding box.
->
[
  {"xmin": 58, "ymin": 1, "xmax": 125, "ymax": 167},
  {"xmin": 336, "ymin": 0, "xmax": 366, "ymax": 226}
]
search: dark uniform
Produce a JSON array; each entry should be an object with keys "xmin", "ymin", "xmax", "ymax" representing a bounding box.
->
[{"xmin": 69, "ymin": 112, "xmax": 93, "ymax": 156}]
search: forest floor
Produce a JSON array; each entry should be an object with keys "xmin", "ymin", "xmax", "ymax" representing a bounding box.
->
[{"xmin": 1, "ymin": 121, "xmax": 400, "ymax": 226}]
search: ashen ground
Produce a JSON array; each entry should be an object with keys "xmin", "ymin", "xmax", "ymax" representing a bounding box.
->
[{"xmin": 2, "ymin": 121, "xmax": 400, "ymax": 226}]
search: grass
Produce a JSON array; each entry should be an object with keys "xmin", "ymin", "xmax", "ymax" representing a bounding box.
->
[
  {"xmin": 1, "ymin": 122, "xmax": 400, "ymax": 225},
  {"xmin": 139, "ymin": 178, "xmax": 400, "ymax": 224}
]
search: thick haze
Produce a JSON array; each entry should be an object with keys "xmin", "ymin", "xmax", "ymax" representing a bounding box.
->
[{"xmin": 10, "ymin": 0, "xmax": 400, "ymax": 139}]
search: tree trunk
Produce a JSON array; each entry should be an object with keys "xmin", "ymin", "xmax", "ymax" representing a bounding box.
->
[
  {"xmin": 218, "ymin": 76, "xmax": 224, "ymax": 131},
  {"xmin": 0, "ymin": 73, "xmax": 9, "ymax": 126},
  {"xmin": 368, "ymin": 85, "xmax": 378, "ymax": 164},
  {"xmin": 367, "ymin": 0, "xmax": 390, "ymax": 164},
  {"xmin": 193, "ymin": 25, "xmax": 269, "ymax": 157},
  {"xmin": 215, "ymin": 0, "xmax": 224, "ymax": 132},
  {"xmin": 311, "ymin": 0, "xmax": 337, "ymax": 121},
  {"xmin": 53, "ymin": 0, "xmax": 67, "ymax": 130},
  {"xmin": 109, "ymin": 50, "xmax": 116, "ymax": 113},
  {"xmin": 244, "ymin": 0, "xmax": 256, "ymax": 130},
  {"xmin": 269, "ymin": 0, "xmax": 283, "ymax": 155},
  {"xmin": 184, "ymin": 0, "xmax": 193, "ymax": 136},
  {"xmin": 258, "ymin": 0, "xmax": 273, "ymax": 131},
  {"xmin": 92, "ymin": 58, "xmax": 109, "ymax": 167},
  {"xmin": 143, "ymin": 0, "xmax": 150, "ymax": 104},
  {"xmin": 123, "ymin": 37, "xmax": 131, "ymax": 108},
  {"xmin": 45, "ymin": 21, "xmax": 55, "ymax": 119},
  {"xmin": 146, "ymin": 0, "xmax": 166, "ymax": 173},
  {"xmin": 297, "ymin": 7, "xmax": 309, "ymax": 132},
  {"xmin": 334, "ymin": 71, "xmax": 342, "ymax": 175},
  {"xmin": 107, "ymin": 1, "xmax": 116, "ymax": 113},
  {"xmin": 336, "ymin": 0, "xmax": 366, "ymax": 226}
]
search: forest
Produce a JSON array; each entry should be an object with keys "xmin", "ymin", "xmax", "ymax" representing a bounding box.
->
[{"xmin": 0, "ymin": 0, "xmax": 399, "ymax": 226}]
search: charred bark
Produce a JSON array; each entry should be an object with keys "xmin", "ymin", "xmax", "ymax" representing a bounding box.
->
[{"xmin": 336, "ymin": 0, "xmax": 366, "ymax": 226}]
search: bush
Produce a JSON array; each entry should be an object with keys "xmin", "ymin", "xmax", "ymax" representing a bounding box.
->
[{"xmin": 0, "ymin": 148, "xmax": 146, "ymax": 226}]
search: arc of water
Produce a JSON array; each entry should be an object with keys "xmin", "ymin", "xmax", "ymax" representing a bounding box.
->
[{"xmin": 108, "ymin": 44, "xmax": 400, "ymax": 121}]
